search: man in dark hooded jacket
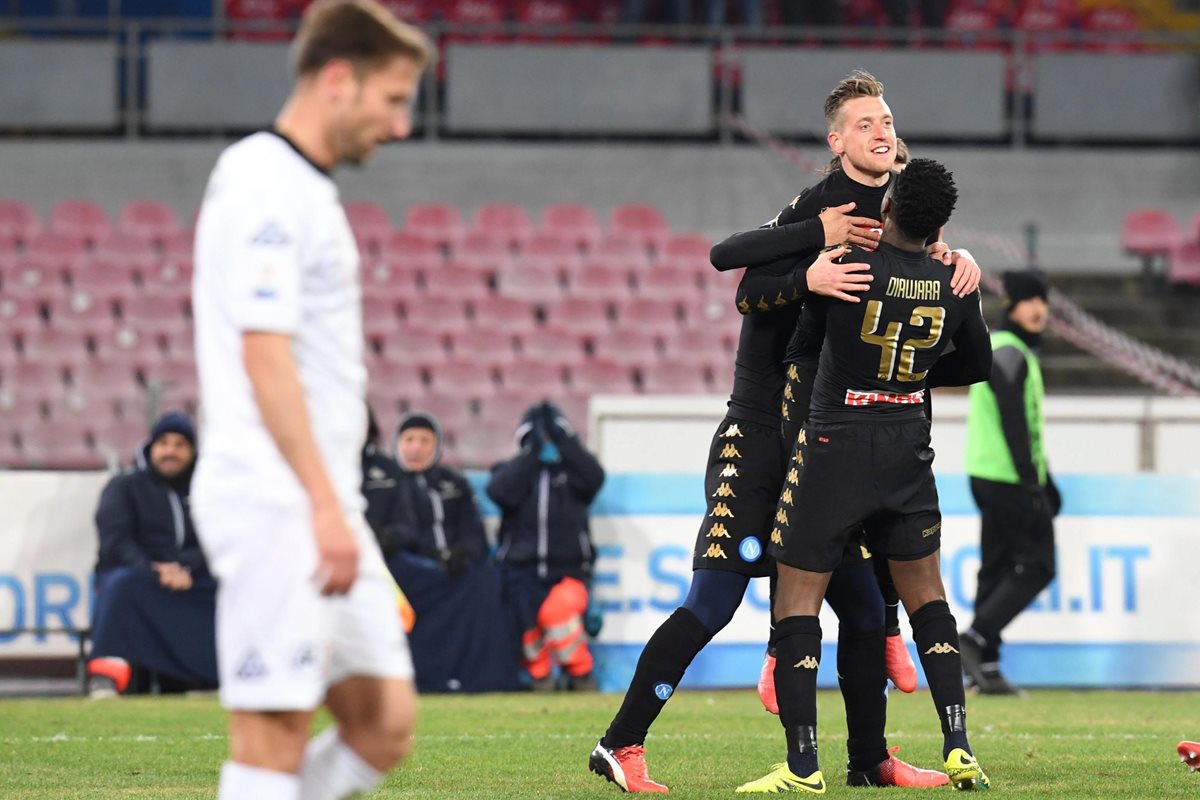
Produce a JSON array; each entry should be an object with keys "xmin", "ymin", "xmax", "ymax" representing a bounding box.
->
[
  {"xmin": 87, "ymin": 411, "xmax": 217, "ymax": 696},
  {"xmin": 365, "ymin": 410, "xmax": 519, "ymax": 693},
  {"xmin": 488, "ymin": 401, "xmax": 606, "ymax": 691}
]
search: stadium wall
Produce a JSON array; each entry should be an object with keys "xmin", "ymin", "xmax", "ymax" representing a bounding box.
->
[
  {"xmin": 0, "ymin": 141, "xmax": 1196, "ymax": 271},
  {"xmin": 3, "ymin": 396, "xmax": 1199, "ymax": 690}
]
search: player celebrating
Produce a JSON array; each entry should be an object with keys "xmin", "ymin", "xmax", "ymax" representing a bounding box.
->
[
  {"xmin": 735, "ymin": 159, "xmax": 994, "ymax": 794},
  {"xmin": 191, "ymin": 3, "xmax": 431, "ymax": 799}
]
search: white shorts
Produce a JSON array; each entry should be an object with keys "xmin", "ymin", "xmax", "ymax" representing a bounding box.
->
[{"xmin": 194, "ymin": 501, "xmax": 413, "ymax": 711}]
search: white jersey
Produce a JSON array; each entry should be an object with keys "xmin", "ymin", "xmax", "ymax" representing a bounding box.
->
[{"xmin": 192, "ymin": 131, "xmax": 367, "ymax": 516}]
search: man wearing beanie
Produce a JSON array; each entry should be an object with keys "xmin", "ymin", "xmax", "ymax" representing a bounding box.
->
[
  {"xmin": 87, "ymin": 411, "xmax": 217, "ymax": 696},
  {"xmin": 962, "ymin": 268, "xmax": 1061, "ymax": 695}
]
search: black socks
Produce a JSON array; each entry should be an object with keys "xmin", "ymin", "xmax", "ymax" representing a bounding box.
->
[
  {"xmin": 837, "ymin": 626, "xmax": 888, "ymax": 771},
  {"xmin": 774, "ymin": 615, "xmax": 822, "ymax": 777},
  {"xmin": 909, "ymin": 600, "xmax": 971, "ymax": 758}
]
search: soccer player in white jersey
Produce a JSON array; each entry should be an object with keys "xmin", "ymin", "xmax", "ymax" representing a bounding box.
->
[{"xmin": 191, "ymin": 3, "xmax": 431, "ymax": 798}]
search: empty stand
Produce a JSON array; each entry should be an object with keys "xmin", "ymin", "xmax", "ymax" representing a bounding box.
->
[
  {"xmin": 48, "ymin": 200, "xmax": 109, "ymax": 243},
  {"xmin": 475, "ymin": 203, "xmax": 534, "ymax": 249},
  {"xmin": 540, "ymin": 204, "xmax": 602, "ymax": 250},
  {"xmin": 404, "ymin": 202, "xmax": 466, "ymax": 248},
  {"xmin": 1122, "ymin": 208, "xmax": 1181, "ymax": 275},
  {"xmin": 117, "ymin": 200, "xmax": 182, "ymax": 241},
  {"xmin": 570, "ymin": 359, "xmax": 635, "ymax": 394},
  {"xmin": 640, "ymin": 361, "xmax": 711, "ymax": 394}
]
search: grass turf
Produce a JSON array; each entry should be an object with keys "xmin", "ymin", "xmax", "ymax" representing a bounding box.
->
[{"xmin": 1, "ymin": 689, "xmax": 1196, "ymax": 798}]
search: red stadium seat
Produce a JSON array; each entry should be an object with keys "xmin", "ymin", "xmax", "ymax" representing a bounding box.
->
[
  {"xmin": 0, "ymin": 296, "xmax": 42, "ymax": 327},
  {"xmin": 95, "ymin": 419, "xmax": 151, "ymax": 464},
  {"xmin": 1168, "ymin": 242, "xmax": 1200, "ymax": 287},
  {"xmin": 6, "ymin": 361, "xmax": 67, "ymax": 394},
  {"xmin": 21, "ymin": 420, "xmax": 100, "ymax": 469},
  {"xmin": 404, "ymin": 203, "xmax": 466, "ymax": 248},
  {"xmin": 379, "ymin": 0, "xmax": 435, "ymax": 23},
  {"xmin": 407, "ymin": 393, "xmax": 475, "ymax": 441},
  {"xmin": 25, "ymin": 231, "xmax": 87, "ymax": 267},
  {"xmin": 471, "ymin": 296, "xmax": 539, "ymax": 332},
  {"xmin": 515, "ymin": 0, "xmax": 576, "ymax": 27},
  {"xmin": 592, "ymin": 329, "xmax": 662, "ymax": 368},
  {"xmin": 454, "ymin": 231, "xmax": 513, "ymax": 265},
  {"xmin": 1191, "ymin": 211, "xmax": 1200, "ymax": 244},
  {"xmin": 570, "ymin": 359, "xmax": 635, "ymax": 394},
  {"xmin": 496, "ymin": 261, "xmax": 565, "ymax": 303},
  {"xmin": 118, "ymin": 200, "xmax": 181, "ymax": 241},
  {"xmin": 569, "ymin": 268, "xmax": 634, "ymax": 304},
  {"xmin": 47, "ymin": 291, "xmax": 117, "ymax": 335},
  {"xmin": 664, "ymin": 325, "xmax": 736, "ymax": 361},
  {"xmin": 0, "ymin": 200, "xmax": 41, "ymax": 244},
  {"xmin": 543, "ymin": 296, "xmax": 612, "ymax": 336},
  {"xmin": 661, "ymin": 232, "xmax": 712, "ymax": 263},
  {"xmin": 687, "ymin": 294, "xmax": 744, "ymax": 332},
  {"xmin": 19, "ymin": 329, "xmax": 91, "ymax": 366},
  {"xmin": 474, "ymin": 203, "xmax": 534, "ymax": 249},
  {"xmin": 640, "ymin": 361, "xmax": 711, "ymax": 394},
  {"xmin": 592, "ymin": 231, "xmax": 652, "ymax": 267},
  {"xmin": 96, "ymin": 326, "xmax": 164, "ymax": 366},
  {"xmin": 370, "ymin": 360, "xmax": 428, "ymax": 396},
  {"xmin": 381, "ymin": 230, "xmax": 443, "ymax": 268},
  {"xmin": 428, "ymin": 357, "xmax": 499, "ymax": 398},
  {"xmin": 518, "ymin": 326, "xmax": 587, "ymax": 362},
  {"xmin": 944, "ymin": 6, "xmax": 1003, "ymax": 49},
  {"xmin": 540, "ymin": 204, "xmax": 602, "ymax": 250},
  {"xmin": 615, "ymin": 297, "xmax": 684, "ymax": 336},
  {"xmin": 423, "ymin": 264, "xmax": 493, "ymax": 301},
  {"xmin": 71, "ymin": 360, "xmax": 141, "ymax": 400},
  {"xmin": 525, "ymin": 232, "xmax": 583, "ymax": 266},
  {"xmin": 142, "ymin": 357, "xmax": 198, "ymax": 393},
  {"xmin": 479, "ymin": 391, "xmax": 542, "ymax": 432},
  {"xmin": 448, "ymin": 328, "xmax": 520, "ymax": 365},
  {"xmin": 143, "ymin": 257, "xmax": 194, "ymax": 293},
  {"xmin": 122, "ymin": 294, "xmax": 191, "ymax": 336},
  {"xmin": 161, "ymin": 229, "xmax": 196, "ymax": 261},
  {"xmin": 402, "ymin": 293, "xmax": 472, "ymax": 335},
  {"xmin": 610, "ymin": 203, "xmax": 670, "ymax": 252},
  {"xmin": 344, "ymin": 202, "xmax": 395, "ymax": 254},
  {"xmin": 49, "ymin": 200, "xmax": 110, "ymax": 243},
  {"xmin": 378, "ymin": 327, "xmax": 447, "ymax": 362},
  {"xmin": 452, "ymin": 424, "xmax": 516, "ymax": 469},
  {"xmin": 636, "ymin": 262, "xmax": 706, "ymax": 298},
  {"xmin": 500, "ymin": 359, "xmax": 569, "ymax": 394},
  {"xmin": 1121, "ymin": 208, "xmax": 1180, "ymax": 274},
  {"xmin": 69, "ymin": 257, "xmax": 143, "ymax": 295},
  {"xmin": 362, "ymin": 295, "xmax": 402, "ymax": 340}
]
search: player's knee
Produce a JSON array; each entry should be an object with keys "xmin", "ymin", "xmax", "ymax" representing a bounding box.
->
[
  {"xmin": 342, "ymin": 700, "xmax": 415, "ymax": 771},
  {"xmin": 230, "ymin": 710, "xmax": 311, "ymax": 772}
]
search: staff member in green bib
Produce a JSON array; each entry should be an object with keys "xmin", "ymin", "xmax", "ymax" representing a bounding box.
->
[{"xmin": 961, "ymin": 268, "xmax": 1061, "ymax": 695}]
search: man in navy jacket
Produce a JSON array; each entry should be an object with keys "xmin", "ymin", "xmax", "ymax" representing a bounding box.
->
[
  {"xmin": 88, "ymin": 412, "xmax": 217, "ymax": 696},
  {"xmin": 488, "ymin": 401, "xmax": 606, "ymax": 690}
]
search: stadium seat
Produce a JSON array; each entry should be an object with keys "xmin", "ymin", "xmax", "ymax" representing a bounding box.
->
[
  {"xmin": 540, "ymin": 204, "xmax": 602, "ymax": 250},
  {"xmin": 615, "ymin": 297, "xmax": 684, "ymax": 336},
  {"xmin": 117, "ymin": 200, "xmax": 181, "ymax": 241},
  {"xmin": 471, "ymin": 296, "xmax": 540, "ymax": 333},
  {"xmin": 0, "ymin": 200, "xmax": 41, "ymax": 245},
  {"xmin": 122, "ymin": 294, "xmax": 191, "ymax": 336},
  {"xmin": 570, "ymin": 359, "xmax": 635, "ymax": 394},
  {"xmin": 18, "ymin": 329, "xmax": 91, "ymax": 366},
  {"xmin": 423, "ymin": 264, "xmax": 494, "ymax": 301},
  {"xmin": 1081, "ymin": 5, "xmax": 1141, "ymax": 52},
  {"xmin": 404, "ymin": 202, "xmax": 466, "ymax": 248},
  {"xmin": 48, "ymin": 199, "xmax": 110, "ymax": 243},
  {"xmin": 363, "ymin": 262, "xmax": 421, "ymax": 307},
  {"xmin": 25, "ymin": 231, "xmax": 87, "ymax": 267},
  {"xmin": 452, "ymin": 424, "xmax": 516, "ymax": 469},
  {"xmin": 514, "ymin": 0, "xmax": 577, "ymax": 39},
  {"xmin": 454, "ymin": 231, "xmax": 513, "ymax": 267},
  {"xmin": 569, "ymin": 267, "xmax": 634, "ymax": 304},
  {"xmin": 226, "ymin": 0, "xmax": 297, "ymax": 40},
  {"xmin": 640, "ymin": 361, "xmax": 711, "ymax": 394},
  {"xmin": 1168, "ymin": 242, "xmax": 1200, "ymax": 287},
  {"xmin": 443, "ymin": 0, "xmax": 507, "ymax": 41},
  {"xmin": 1191, "ymin": 211, "xmax": 1200, "ymax": 245},
  {"xmin": 378, "ymin": 327, "xmax": 447, "ymax": 362},
  {"xmin": 71, "ymin": 360, "xmax": 141, "ymax": 401},
  {"xmin": 20, "ymin": 420, "xmax": 100, "ymax": 470},
  {"xmin": 500, "ymin": 359, "xmax": 569, "ymax": 395},
  {"xmin": 6, "ymin": 361, "xmax": 67, "ymax": 395},
  {"xmin": 370, "ymin": 359, "xmax": 428, "ymax": 396},
  {"xmin": 944, "ymin": 6, "xmax": 1004, "ymax": 49},
  {"xmin": 525, "ymin": 232, "xmax": 584, "ymax": 268},
  {"xmin": 543, "ymin": 296, "xmax": 612, "ymax": 337},
  {"xmin": 1121, "ymin": 208, "xmax": 1180, "ymax": 274},
  {"xmin": 474, "ymin": 203, "xmax": 535, "ymax": 249},
  {"xmin": 362, "ymin": 295, "xmax": 402, "ymax": 340},
  {"xmin": 480, "ymin": 391, "xmax": 542, "ymax": 432},
  {"xmin": 47, "ymin": 291, "xmax": 117, "ymax": 335},
  {"xmin": 378, "ymin": 0, "xmax": 435, "ymax": 23},
  {"xmin": 428, "ymin": 357, "xmax": 500, "ymax": 398},
  {"xmin": 637, "ymin": 261, "xmax": 706, "ymax": 298},
  {"xmin": 142, "ymin": 357, "xmax": 198, "ymax": 394},
  {"xmin": 592, "ymin": 329, "xmax": 662, "ymax": 368},
  {"xmin": 344, "ymin": 202, "xmax": 395, "ymax": 254},
  {"xmin": 96, "ymin": 326, "xmax": 164, "ymax": 365},
  {"xmin": 610, "ymin": 203, "xmax": 670, "ymax": 252},
  {"xmin": 402, "ymin": 294, "xmax": 472, "ymax": 335},
  {"xmin": 94, "ymin": 419, "xmax": 151, "ymax": 464},
  {"xmin": 661, "ymin": 232, "xmax": 712, "ymax": 263},
  {"xmin": 69, "ymin": 257, "xmax": 143, "ymax": 294},
  {"xmin": 143, "ymin": 257, "xmax": 194, "ymax": 293},
  {"xmin": 408, "ymin": 392, "xmax": 474, "ymax": 442},
  {"xmin": 448, "ymin": 328, "xmax": 520, "ymax": 365},
  {"xmin": 161, "ymin": 229, "xmax": 196, "ymax": 261},
  {"xmin": 518, "ymin": 326, "xmax": 587, "ymax": 362},
  {"xmin": 381, "ymin": 230, "xmax": 443, "ymax": 269},
  {"xmin": 592, "ymin": 231, "xmax": 653, "ymax": 267},
  {"xmin": 686, "ymin": 294, "xmax": 744, "ymax": 332},
  {"xmin": 663, "ymin": 325, "xmax": 736, "ymax": 361},
  {"xmin": 495, "ymin": 261, "xmax": 565, "ymax": 303}
]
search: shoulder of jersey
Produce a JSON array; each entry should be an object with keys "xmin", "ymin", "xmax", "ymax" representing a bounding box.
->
[{"xmin": 219, "ymin": 132, "xmax": 313, "ymax": 185}]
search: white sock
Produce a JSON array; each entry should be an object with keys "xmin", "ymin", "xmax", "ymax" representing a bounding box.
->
[
  {"xmin": 298, "ymin": 727, "xmax": 384, "ymax": 800},
  {"xmin": 219, "ymin": 761, "xmax": 300, "ymax": 800}
]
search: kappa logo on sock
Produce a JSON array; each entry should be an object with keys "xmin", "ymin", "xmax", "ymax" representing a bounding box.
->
[
  {"xmin": 924, "ymin": 643, "xmax": 960, "ymax": 655},
  {"xmin": 793, "ymin": 656, "xmax": 819, "ymax": 670},
  {"xmin": 235, "ymin": 649, "xmax": 267, "ymax": 680},
  {"xmin": 653, "ymin": 682, "xmax": 674, "ymax": 700}
]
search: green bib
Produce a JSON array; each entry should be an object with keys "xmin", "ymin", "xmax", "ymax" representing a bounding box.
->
[{"xmin": 965, "ymin": 330, "xmax": 1046, "ymax": 485}]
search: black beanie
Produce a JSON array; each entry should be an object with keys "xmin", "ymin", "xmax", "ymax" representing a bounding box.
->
[
  {"xmin": 398, "ymin": 413, "xmax": 437, "ymax": 435},
  {"xmin": 1002, "ymin": 269, "xmax": 1050, "ymax": 308},
  {"xmin": 150, "ymin": 411, "xmax": 196, "ymax": 448}
]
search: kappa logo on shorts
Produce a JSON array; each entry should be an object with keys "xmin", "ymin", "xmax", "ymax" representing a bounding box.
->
[
  {"xmin": 771, "ymin": 528, "xmax": 784, "ymax": 546},
  {"xmin": 775, "ymin": 508, "xmax": 789, "ymax": 526},
  {"xmin": 781, "ymin": 404, "xmax": 791, "ymax": 420},
  {"xmin": 924, "ymin": 643, "xmax": 959, "ymax": 655},
  {"xmin": 780, "ymin": 488, "xmax": 794, "ymax": 507},
  {"xmin": 739, "ymin": 537, "xmax": 763, "ymax": 563},
  {"xmin": 784, "ymin": 382, "xmax": 796, "ymax": 402},
  {"xmin": 719, "ymin": 444, "xmax": 743, "ymax": 459},
  {"xmin": 235, "ymin": 649, "xmax": 267, "ymax": 680},
  {"xmin": 797, "ymin": 429, "xmax": 807, "ymax": 445},
  {"xmin": 787, "ymin": 364, "xmax": 799, "ymax": 381},
  {"xmin": 712, "ymin": 482, "xmax": 737, "ymax": 498},
  {"xmin": 710, "ymin": 502, "xmax": 735, "ymax": 518},
  {"xmin": 720, "ymin": 464, "xmax": 740, "ymax": 478},
  {"xmin": 793, "ymin": 450, "xmax": 804, "ymax": 466},
  {"xmin": 653, "ymin": 683, "xmax": 674, "ymax": 700},
  {"xmin": 922, "ymin": 522, "xmax": 942, "ymax": 538},
  {"xmin": 787, "ymin": 467, "xmax": 799, "ymax": 485},
  {"xmin": 704, "ymin": 543, "xmax": 728, "ymax": 559},
  {"xmin": 720, "ymin": 424, "xmax": 744, "ymax": 438},
  {"xmin": 707, "ymin": 523, "xmax": 731, "ymax": 539}
]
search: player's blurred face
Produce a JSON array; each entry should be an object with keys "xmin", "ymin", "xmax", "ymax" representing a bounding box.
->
[
  {"xmin": 1009, "ymin": 296, "xmax": 1049, "ymax": 334},
  {"xmin": 828, "ymin": 96, "xmax": 897, "ymax": 184},
  {"xmin": 334, "ymin": 55, "xmax": 422, "ymax": 166},
  {"xmin": 397, "ymin": 428, "xmax": 438, "ymax": 472},
  {"xmin": 150, "ymin": 433, "xmax": 195, "ymax": 479}
]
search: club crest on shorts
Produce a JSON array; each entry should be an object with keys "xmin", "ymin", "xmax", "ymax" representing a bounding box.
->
[
  {"xmin": 653, "ymin": 682, "xmax": 674, "ymax": 700},
  {"xmin": 739, "ymin": 537, "xmax": 762, "ymax": 563}
]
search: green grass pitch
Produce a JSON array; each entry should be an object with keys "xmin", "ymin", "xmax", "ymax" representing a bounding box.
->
[{"xmin": 1, "ymin": 688, "xmax": 1197, "ymax": 797}]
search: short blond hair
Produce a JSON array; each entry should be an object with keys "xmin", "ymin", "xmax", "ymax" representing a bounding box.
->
[
  {"xmin": 291, "ymin": 0, "xmax": 434, "ymax": 78},
  {"xmin": 823, "ymin": 69, "xmax": 885, "ymax": 131}
]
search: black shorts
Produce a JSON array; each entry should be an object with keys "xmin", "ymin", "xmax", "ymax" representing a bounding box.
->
[
  {"xmin": 691, "ymin": 416, "xmax": 788, "ymax": 578},
  {"xmin": 780, "ymin": 358, "xmax": 818, "ymax": 446},
  {"xmin": 769, "ymin": 418, "xmax": 942, "ymax": 573}
]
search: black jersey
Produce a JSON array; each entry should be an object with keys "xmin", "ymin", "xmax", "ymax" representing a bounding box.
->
[
  {"xmin": 808, "ymin": 242, "xmax": 992, "ymax": 424},
  {"xmin": 719, "ymin": 170, "xmax": 894, "ymax": 428}
]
